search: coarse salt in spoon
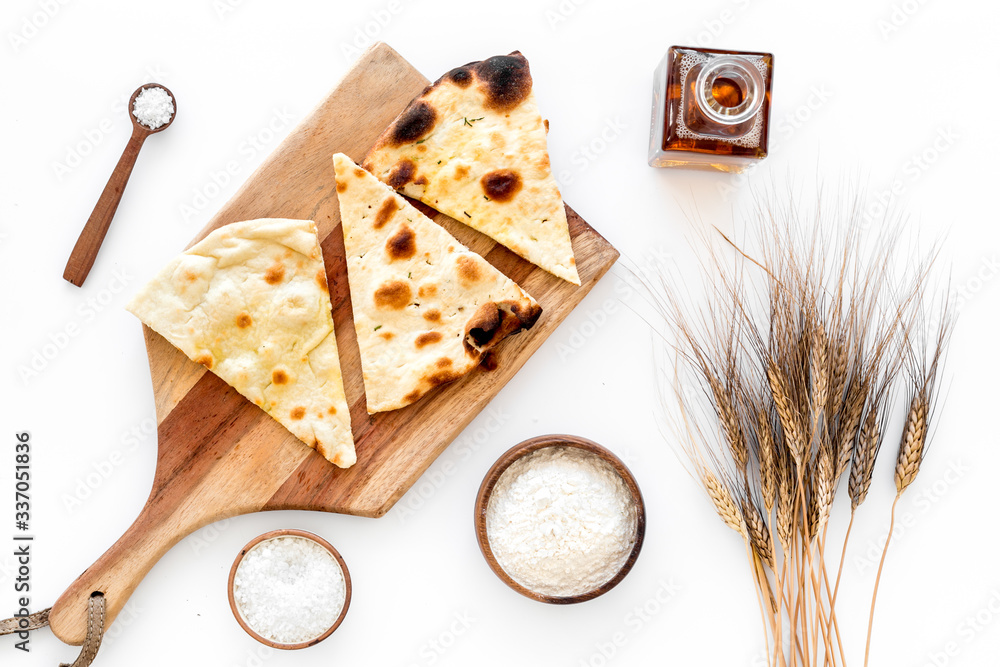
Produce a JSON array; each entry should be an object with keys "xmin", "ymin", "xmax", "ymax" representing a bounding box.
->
[{"xmin": 63, "ymin": 83, "xmax": 176, "ymax": 287}]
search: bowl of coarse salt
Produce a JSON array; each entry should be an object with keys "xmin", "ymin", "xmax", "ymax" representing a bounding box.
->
[
  {"xmin": 228, "ymin": 529, "xmax": 351, "ymax": 649},
  {"xmin": 475, "ymin": 435, "xmax": 646, "ymax": 604}
]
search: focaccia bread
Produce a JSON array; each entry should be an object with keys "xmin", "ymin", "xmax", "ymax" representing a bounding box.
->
[
  {"xmin": 362, "ymin": 51, "xmax": 580, "ymax": 285},
  {"xmin": 333, "ymin": 153, "xmax": 542, "ymax": 413},
  {"xmin": 126, "ymin": 218, "xmax": 356, "ymax": 468}
]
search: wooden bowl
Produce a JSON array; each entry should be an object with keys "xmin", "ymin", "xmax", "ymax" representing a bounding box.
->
[
  {"xmin": 474, "ymin": 434, "xmax": 646, "ymax": 604},
  {"xmin": 227, "ymin": 529, "xmax": 351, "ymax": 649}
]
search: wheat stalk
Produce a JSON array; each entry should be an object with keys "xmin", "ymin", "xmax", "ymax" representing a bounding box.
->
[
  {"xmin": 776, "ymin": 455, "xmax": 797, "ymax": 554},
  {"xmin": 744, "ymin": 497, "xmax": 775, "ymax": 569},
  {"xmin": 834, "ymin": 376, "xmax": 866, "ymax": 480},
  {"xmin": 865, "ymin": 290, "xmax": 953, "ymax": 666},
  {"xmin": 703, "ymin": 470, "xmax": 748, "ymax": 538},
  {"xmin": 768, "ymin": 361, "xmax": 807, "ymax": 466},
  {"xmin": 849, "ymin": 402, "xmax": 882, "ymax": 512},
  {"xmin": 894, "ymin": 394, "xmax": 928, "ymax": 495},
  {"xmin": 645, "ymin": 184, "xmax": 952, "ymax": 667},
  {"xmin": 756, "ymin": 407, "xmax": 779, "ymax": 513}
]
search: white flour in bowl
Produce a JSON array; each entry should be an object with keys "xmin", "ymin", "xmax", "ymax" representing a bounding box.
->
[{"xmin": 485, "ymin": 446, "xmax": 637, "ymax": 597}]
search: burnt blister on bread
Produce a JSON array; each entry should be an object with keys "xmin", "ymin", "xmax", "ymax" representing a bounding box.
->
[
  {"xmin": 446, "ymin": 66, "xmax": 473, "ymax": 87},
  {"xmin": 465, "ymin": 302, "xmax": 501, "ymax": 351},
  {"xmin": 463, "ymin": 299, "xmax": 542, "ymax": 354},
  {"xmin": 388, "ymin": 101, "xmax": 437, "ymax": 146},
  {"xmin": 415, "ymin": 331, "xmax": 443, "ymax": 348},
  {"xmin": 385, "ymin": 224, "xmax": 417, "ymax": 260},
  {"xmin": 373, "ymin": 280, "xmax": 412, "ymax": 310},
  {"xmin": 480, "ymin": 169, "xmax": 523, "ymax": 203},
  {"xmin": 373, "ymin": 197, "xmax": 399, "ymax": 229},
  {"xmin": 385, "ymin": 159, "xmax": 416, "ymax": 188},
  {"xmin": 470, "ymin": 52, "xmax": 532, "ymax": 112}
]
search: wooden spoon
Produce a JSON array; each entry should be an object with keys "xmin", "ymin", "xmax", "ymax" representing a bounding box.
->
[{"xmin": 63, "ymin": 83, "xmax": 175, "ymax": 287}]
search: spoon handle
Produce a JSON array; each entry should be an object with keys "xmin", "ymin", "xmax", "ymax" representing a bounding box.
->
[{"xmin": 63, "ymin": 128, "xmax": 147, "ymax": 287}]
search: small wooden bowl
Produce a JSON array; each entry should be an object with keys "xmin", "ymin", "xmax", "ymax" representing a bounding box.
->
[
  {"xmin": 474, "ymin": 434, "xmax": 646, "ymax": 604},
  {"xmin": 228, "ymin": 529, "xmax": 351, "ymax": 649}
]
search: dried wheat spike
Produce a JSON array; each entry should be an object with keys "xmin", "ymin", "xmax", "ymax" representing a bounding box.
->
[
  {"xmin": 835, "ymin": 377, "xmax": 866, "ymax": 479},
  {"xmin": 827, "ymin": 331, "xmax": 851, "ymax": 419},
  {"xmin": 708, "ymin": 373, "xmax": 748, "ymax": 473},
  {"xmin": 756, "ymin": 408, "xmax": 778, "ymax": 512},
  {"xmin": 742, "ymin": 498, "xmax": 775, "ymax": 568},
  {"xmin": 894, "ymin": 291, "xmax": 952, "ymax": 497},
  {"xmin": 895, "ymin": 393, "xmax": 929, "ymax": 495},
  {"xmin": 850, "ymin": 404, "xmax": 882, "ymax": 511},
  {"xmin": 767, "ymin": 361, "xmax": 806, "ymax": 465},
  {"xmin": 704, "ymin": 471, "xmax": 747, "ymax": 537},
  {"xmin": 810, "ymin": 441, "xmax": 836, "ymax": 536},
  {"xmin": 776, "ymin": 458, "xmax": 796, "ymax": 552},
  {"xmin": 808, "ymin": 318, "xmax": 830, "ymax": 432}
]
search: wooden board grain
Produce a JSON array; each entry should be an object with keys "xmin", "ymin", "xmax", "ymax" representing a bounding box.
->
[{"xmin": 50, "ymin": 42, "xmax": 618, "ymax": 645}]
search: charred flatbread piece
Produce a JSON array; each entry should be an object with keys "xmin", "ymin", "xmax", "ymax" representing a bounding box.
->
[
  {"xmin": 362, "ymin": 51, "xmax": 580, "ymax": 285},
  {"xmin": 333, "ymin": 153, "xmax": 542, "ymax": 413},
  {"xmin": 126, "ymin": 218, "xmax": 355, "ymax": 468}
]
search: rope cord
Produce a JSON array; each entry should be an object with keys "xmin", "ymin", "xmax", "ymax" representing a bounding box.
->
[{"xmin": 0, "ymin": 593, "xmax": 106, "ymax": 667}]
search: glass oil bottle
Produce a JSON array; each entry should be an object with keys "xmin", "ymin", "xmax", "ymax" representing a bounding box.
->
[{"xmin": 648, "ymin": 46, "xmax": 774, "ymax": 173}]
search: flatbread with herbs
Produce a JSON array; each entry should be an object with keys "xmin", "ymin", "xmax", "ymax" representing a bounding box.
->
[
  {"xmin": 362, "ymin": 51, "xmax": 580, "ymax": 285},
  {"xmin": 126, "ymin": 218, "xmax": 355, "ymax": 468},
  {"xmin": 333, "ymin": 153, "xmax": 542, "ymax": 413}
]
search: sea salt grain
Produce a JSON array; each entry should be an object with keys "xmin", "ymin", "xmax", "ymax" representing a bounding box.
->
[
  {"xmin": 232, "ymin": 536, "xmax": 346, "ymax": 644},
  {"xmin": 132, "ymin": 86, "xmax": 174, "ymax": 130}
]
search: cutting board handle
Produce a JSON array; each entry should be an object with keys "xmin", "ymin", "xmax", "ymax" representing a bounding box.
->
[
  {"xmin": 47, "ymin": 487, "xmax": 200, "ymax": 646},
  {"xmin": 46, "ymin": 360, "xmax": 311, "ymax": 646}
]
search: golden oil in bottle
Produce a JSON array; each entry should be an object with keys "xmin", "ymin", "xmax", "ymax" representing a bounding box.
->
[{"xmin": 648, "ymin": 46, "xmax": 774, "ymax": 173}]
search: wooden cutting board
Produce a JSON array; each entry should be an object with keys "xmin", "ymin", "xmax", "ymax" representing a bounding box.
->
[{"xmin": 49, "ymin": 42, "xmax": 618, "ymax": 645}]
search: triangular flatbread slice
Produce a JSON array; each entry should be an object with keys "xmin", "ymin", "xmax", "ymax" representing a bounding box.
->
[
  {"xmin": 333, "ymin": 153, "xmax": 542, "ymax": 413},
  {"xmin": 361, "ymin": 51, "xmax": 581, "ymax": 285},
  {"xmin": 126, "ymin": 218, "xmax": 355, "ymax": 468}
]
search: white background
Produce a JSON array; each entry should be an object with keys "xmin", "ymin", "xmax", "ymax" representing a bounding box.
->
[{"xmin": 2, "ymin": 0, "xmax": 999, "ymax": 665}]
